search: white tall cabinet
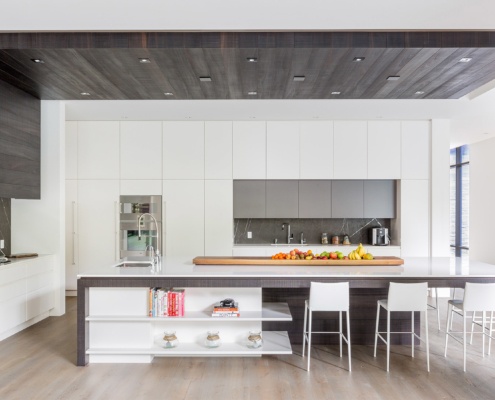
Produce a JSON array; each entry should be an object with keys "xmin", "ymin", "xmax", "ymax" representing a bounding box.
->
[
  {"xmin": 233, "ymin": 121, "xmax": 266, "ymax": 179},
  {"xmin": 266, "ymin": 122, "xmax": 300, "ymax": 179},
  {"xmin": 334, "ymin": 121, "xmax": 368, "ymax": 179}
]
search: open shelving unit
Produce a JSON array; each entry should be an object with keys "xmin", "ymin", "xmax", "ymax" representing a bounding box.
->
[{"xmin": 86, "ymin": 288, "xmax": 293, "ymax": 362}]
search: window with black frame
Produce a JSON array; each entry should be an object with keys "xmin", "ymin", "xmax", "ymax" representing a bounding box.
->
[{"xmin": 450, "ymin": 145, "xmax": 469, "ymax": 257}]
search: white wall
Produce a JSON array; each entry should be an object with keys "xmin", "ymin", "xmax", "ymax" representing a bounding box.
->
[
  {"xmin": 11, "ymin": 101, "xmax": 66, "ymax": 315},
  {"xmin": 470, "ymin": 136, "xmax": 495, "ymax": 263}
]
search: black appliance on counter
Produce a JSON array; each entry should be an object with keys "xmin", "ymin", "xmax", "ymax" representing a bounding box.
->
[{"xmin": 369, "ymin": 227, "xmax": 390, "ymax": 246}]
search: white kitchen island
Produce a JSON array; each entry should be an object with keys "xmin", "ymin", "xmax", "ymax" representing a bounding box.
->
[{"xmin": 77, "ymin": 256, "xmax": 495, "ymax": 366}]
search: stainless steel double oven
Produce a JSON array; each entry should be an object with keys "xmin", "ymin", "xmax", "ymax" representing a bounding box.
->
[{"xmin": 119, "ymin": 195, "xmax": 162, "ymax": 258}]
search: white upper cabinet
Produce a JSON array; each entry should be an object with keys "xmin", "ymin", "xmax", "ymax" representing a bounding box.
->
[
  {"xmin": 400, "ymin": 179, "xmax": 430, "ymax": 257},
  {"xmin": 163, "ymin": 180, "xmax": 204, "ymax": 256},
  {"xmin": 299, "ymin": 121, "xmax": 334, "ymax": 179},
  {"xmin": 333, "ymin": 121, "xmax": 368, "ymax": 179},
  {"xmin": 120, "ymin": 121, "xmax": 162, "ymax": 180},
  {"xmin": 233, "ymin": 121, "xmax": 266, "ymax": 179},
  {"xmin": 401, "ymin": 121, "xmax": 430, "ymax": 179},
  {"xmin": 77, "ymin": 180, "xmax": 120, "ymax": 271},
  {"xmin": 65, "ymin": 121, "xmax": 78, "ymax": 179},
  {"xmin": 77, "ymin": 121, "xmax": 120, "ymax": 179},
  {"xmin": 368, "ymin": 121, "xmax": 401, "ymax": 179},
  {"xmin": 120, "ymin": 180, "xmax": 162, "ymax": 196},
  {"xmin": 205, "ymin": 180, "xmax": 233, "ymax": 256},
  {"xmin": 163, "ymin": 121, "xmax": 205, "ymax": 179},
  {"xmin": 205, "ymin": 121, "xmax": 233, "ymax": 179},
  {"xmin": 266, "ymin": 122, "xmax": 300, "ymax": 179}
]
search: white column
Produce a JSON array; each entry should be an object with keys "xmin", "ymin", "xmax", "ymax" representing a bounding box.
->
[
  {"xmin": 11, "ymin": 101, "xmax": 66, "ymax": 315},
  {"xmin": 431, "ymin": 119, "xmax": 451, "ymax": 257}
]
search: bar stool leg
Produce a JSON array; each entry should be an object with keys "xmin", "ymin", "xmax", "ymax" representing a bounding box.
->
[
  {"xmin": 307, "ymin": 309, "xmax": 312, "ymax": 371},
  {"xmin": 374, "ymin": 303, "xmax": 380, "ymax": 357},
  {"xmin": 445, "ymin": 303, "xmax": 453, "ymax": 357},
  {"xmin": 387, "ymin": 310, "xmax": 391, "ymax": 372},
  {"xmin": 346, "ymin": 311, "xmax": 352, "ymax": 372},
  {"xmin": 435, "ymin": 288, "xmax": 440, "ymax": 331},
  {"xmin": 411, "ymin": 311, "xmax": 415, "ymax": 358},
  {"xmin": 425, "ymin": 310, "xmax": 430, "ymax": 372},
  {"xmin": 489, "ymin": 311, "xmax": 493, "ymax": 355},
  {"xmin": 302, "ymin": 301, "xmax": 308, "ymax": 358},
  {"xmin": 339, "ymin": 311, "xmax": 343, "ymax": 358},
  {"xmin": 463, "ymin": 313, "xmax": 467, "ymax": 372},
  {"xmin": 482, "ymin": 311, "xmax": 486, "ymax": 357}
]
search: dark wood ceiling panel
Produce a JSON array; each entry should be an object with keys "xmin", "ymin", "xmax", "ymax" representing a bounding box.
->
[{"xmin": 1, "ymin": 31, "xmax": 495, "ymax": 100}]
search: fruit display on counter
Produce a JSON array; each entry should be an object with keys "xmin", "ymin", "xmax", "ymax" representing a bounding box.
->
[{"xmin": 271, "ymin": 244, "xmax": 373, "ymax": 261}]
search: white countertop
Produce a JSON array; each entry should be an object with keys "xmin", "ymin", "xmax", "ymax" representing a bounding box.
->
[
  {"xmin": 77, "ymin": 256, "xmax": 495, "ymax": 279},
  {"xmin": 0, "ymin": 254, "xmax": 51, "ymax": 270}
]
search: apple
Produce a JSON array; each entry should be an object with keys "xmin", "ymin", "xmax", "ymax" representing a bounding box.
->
[{"xmin": 329, "ymin": 252, "xmax": 338, "ymax": 260}]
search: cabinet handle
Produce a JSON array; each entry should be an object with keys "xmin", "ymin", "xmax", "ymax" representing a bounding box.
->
[
  {"xmin": 115, "ymin": 201, "xmax": 119, "ymax": 261},
  {"xmin": 72, "ymin": 201, "xmax": 76, "ymax": 265},
  {"xmin": 162, "ymin": 201, "xmax": 166, "ymax": 256}
]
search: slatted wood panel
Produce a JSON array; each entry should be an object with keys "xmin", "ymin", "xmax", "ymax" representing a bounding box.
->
[
  {"xmin": 1, "ymin": 32, "xmax": 495, "ymax": 100},
  {"xmin": 0, "ymin": 79, "xmax": 40, "ymax": 199}
]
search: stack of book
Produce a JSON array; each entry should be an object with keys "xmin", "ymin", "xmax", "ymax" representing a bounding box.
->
[
  {"xmin": 212, "ymin": 301, "xmax": 240, "ymax": 317},
  {"xmin": 149, "ymin": 288, "xmax": 185, "ymax": 317}
]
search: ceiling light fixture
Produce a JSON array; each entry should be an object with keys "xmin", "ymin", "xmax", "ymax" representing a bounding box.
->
[
  {"xmin": 248, "ymin": 91, "xmax": 257, "ymax": 95},
  {"xmin": 415, "ymin": 91, "xmax": 425, "ymax": 95},
  {"xmin": 293, "ymin": 76, "xmax": 305, "ymax": 82},
  {"xmin": 31, "ymin": 58, "xmax": 44, "ymax": 63},
  {"xmin": 387, "ymin": 76, "xmax": 400, "ymax": 81},
  {"xmin": 199, "ymin": 76, "xmax": 212, "ymax": 82},
  {"xmin": 459, "ymin": 58, "xmax": 472, "ymax": 63},
  {"xmin": 80, "ymin": 92, "xmax": 91, "ymax": 96},
  {"xmin": 138, "ymin": 58, "xmax": 151, "ymax": 63},
  {"xmin": 246, "ymin": 57, "xmax": 258, "ymax": 62},
  {"xmin": 164, "ymin": 92, "xmax": 174, "ymax": 96},
  {"xmin": 353, "ymin": 57, "xmax": 365, "ymax": 62},
  {"xmin": 331, "ymin": 91, "xmax": 341, "ymax": 95}
]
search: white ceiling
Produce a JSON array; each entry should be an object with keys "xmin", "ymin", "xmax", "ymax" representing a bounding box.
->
[{"xmin": 2, "ymin": 0, "xmax": 495, "ymax": 31}]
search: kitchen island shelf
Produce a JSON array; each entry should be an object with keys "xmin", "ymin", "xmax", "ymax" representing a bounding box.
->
[
  {"xmin": 86, "ymin": 302, "xmax": 292, "ymax": 322},
  {"xmin": 87, "ymin": 331, "xmax": 292, "ymax": 357}
]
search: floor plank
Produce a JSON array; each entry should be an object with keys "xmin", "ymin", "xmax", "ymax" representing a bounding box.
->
[{"xmin": 0, "ymin": 297, "xmax": 494, "ymax": 400}]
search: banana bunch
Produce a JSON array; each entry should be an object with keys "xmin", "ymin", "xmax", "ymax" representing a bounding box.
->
[{"xmin": 348, "ymin": 243, "xmax": 373, "ymax": 260}]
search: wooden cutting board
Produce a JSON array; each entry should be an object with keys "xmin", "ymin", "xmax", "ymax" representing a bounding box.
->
[
  {"xmin": 8, "ymin": 253, "xmax": 38, "ymax": 258},
  {"xmin": 193, "ymin": 256, "xmax": 404, "ymax": 266}
]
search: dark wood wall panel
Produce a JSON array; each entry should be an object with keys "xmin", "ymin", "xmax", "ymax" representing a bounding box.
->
[{"xmin": 0, "ymin": 79, "xmax": 40, "ymax": 199}]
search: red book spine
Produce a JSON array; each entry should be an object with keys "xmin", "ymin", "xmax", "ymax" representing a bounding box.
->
[{"xmin": 167, "ymin": 291, "xmax": 171, "ymax": 317}]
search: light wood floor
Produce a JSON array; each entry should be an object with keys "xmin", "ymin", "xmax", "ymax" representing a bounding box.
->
[{"xmin": 0, "ymin": 297, "xmax": 494, "ymax": 400}]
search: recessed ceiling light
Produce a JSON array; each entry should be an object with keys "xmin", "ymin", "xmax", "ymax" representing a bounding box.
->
[
  {"xmin": 248, "ymin": 91, "xmax": 257, "ymax": 95},
  {"xmin": 353, "ymin": 57, "xmax": 365, "ymax": 62},
  {"xmin": 246, "ymin": 57, "xmax": 258, "ymax": 62},
  {"xmin": 387, "ymin": 76, "xmax": 400, "ymax": 81},
  {"xmin": 459, "ymin": 58, "xmax": 472, "ymax": 63},
  {"xmin": 331, "ymin": 91, "xmax": 341, "ymax": 95},
  {"xmin": 249, "ymin": 116, "xmax": 256, "ymax": 119},
  {"xmin": 31, "ymin": 58, "xmax": 44, "ymax": 64},
  {"xmin": 199, "ymin": 76, "xmax": 212, "ymax": 82},
  {"xmin": 80, "ymin": 92, "xmax": 90, "ymax": 96},
  {"xmin": 185, "ymin": 116, "xmax": 192, "ymax": 119},
  {"xmin": 415, "ymin": 91, "xmax": 425, "ymax": 95},
  {"xmin": 293, "ymin": 76, "xmax": 305, "ymax": 82},
  {"xmin": 164, "ymin": 92, "xmax": 173, "ymax": 96},
  {"xmin": 138, "ymin": 58, "xmax": 151, "ymax": 63}
]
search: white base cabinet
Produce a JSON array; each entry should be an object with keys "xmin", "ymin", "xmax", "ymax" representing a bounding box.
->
[
  {"xmin": 0, "ymin": 256, "xmax": 55, "ymax": 341},
  {"xmin": 86, "ymin": 287, "xmax": 292, "ymax": 363}
]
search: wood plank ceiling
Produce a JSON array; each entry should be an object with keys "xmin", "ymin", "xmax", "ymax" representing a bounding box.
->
[{"xmin": 1, "ymin": 32, "xmax": 495, "ymax": 100}]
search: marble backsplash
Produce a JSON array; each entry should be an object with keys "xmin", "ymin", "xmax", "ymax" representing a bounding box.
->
[
  {"xmin": 234, "ymin": 218, "xmax": 391, "ymax": 246},
  {"xmin": 0, "ymin": 198, "xmax": 11, "ymax": 256}
]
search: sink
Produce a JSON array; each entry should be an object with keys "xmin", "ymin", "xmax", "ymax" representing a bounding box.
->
[{"xmin": 114, "ymin": 261, "xmax": 153, "ymax": 268}]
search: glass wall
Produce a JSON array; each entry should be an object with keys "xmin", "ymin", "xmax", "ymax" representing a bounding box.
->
[{"xmin": 450, "ymin": 145, "xmax": 469, "ymax": 257}]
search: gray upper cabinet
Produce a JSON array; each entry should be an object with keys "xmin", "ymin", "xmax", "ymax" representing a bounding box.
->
[
  {"xmin": 364, "ymin": 180, "xmax": 396, "ymax": 218},
  {"xmin": 233, "ymin": 180, "xmax": 266, "ymax": 218},
  {"xmin": 299, "ymin": 180, "xmax": 332, "ymax": 218},
  {"xmin": 331, "ymin": 180, "xmax": 364, "ymax": 218},
  {"xmin": 266, "ymin": 180, "xmax": 299, "ymax": 218}
]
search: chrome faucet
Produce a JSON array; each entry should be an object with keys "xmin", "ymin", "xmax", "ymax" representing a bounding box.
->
[
  {"xmin": 138, "ymin": 213, "xmax": 160, "ymax": 265},
  {"xmin": 300, "ymin": 232, "xmax": 306, "ymax": 245},
  {"xmin": 282, "ymin": 222, "xmax": 293, "ymax": 244}
]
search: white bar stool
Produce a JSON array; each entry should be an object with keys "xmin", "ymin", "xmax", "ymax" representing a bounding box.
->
[
  {"xmin": 374, "ymin": 282, "xmax": 430, "ymax": 372},
  {"xmin": 444, "ymin": 282, "xmax": 495, "ymax": 372},
  {"xmin": 302, "ymin": 282, "xmax": 351, "ymax": 372}
]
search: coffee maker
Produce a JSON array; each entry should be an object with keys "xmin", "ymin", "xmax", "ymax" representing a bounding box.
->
[{"xmin": 369, "ymin": 227, "xmax": 390, "ymax": 246}]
